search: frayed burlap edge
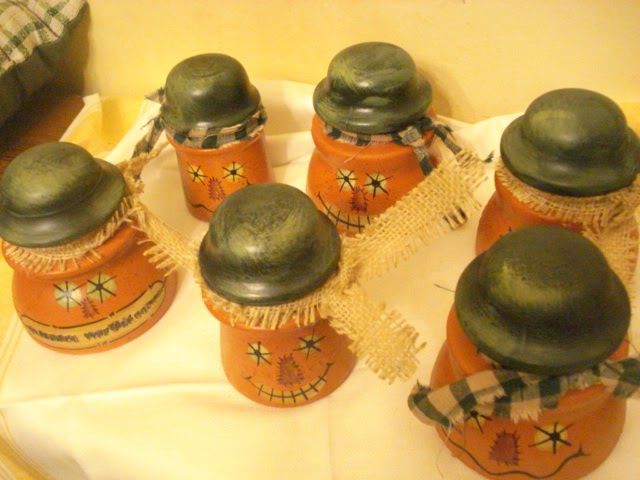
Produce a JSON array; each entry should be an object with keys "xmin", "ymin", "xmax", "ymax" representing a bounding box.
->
[
  {"xmin": 326, "ymin": 283, "xmax": 425, "ymax": 382},
  {"xmin": 196, "ymin": 256, "xmax": 424, "ymax": 382},
  {"xmin": 349, "ymin": 151, "xmax": 486, "ymax": 280},
  {"xmin": 497, "ymin": 161, "xmax": 640, "ymax": 285},
  {"xmin": 1, "ymin": 194, "xmax": 138, "ymax": 273},
  {"xmin": 196, "ymin": 259, "xmax": 352, "ymax": 330},
  {"xmin": 1, "ymin": 146, "xmax": 170, "ymax": 275}
]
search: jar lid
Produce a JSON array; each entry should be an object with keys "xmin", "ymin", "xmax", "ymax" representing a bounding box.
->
[
  {"xmin": 455, "ymin": 225, "xmax": 629, "ymax": 375},
  {"xmin": 161, "ymin": 53, "xmax": 261, "ymax": 133},
  {"xmin": 501, "ymin": 88, "xmax": 640, "ymax": 196},
  {"xmin": 198, "ymin": 183, "xmax": 341, "ymax": 306},
  {"xmin": 0, "ymin": 142, "xmax": 126, "ymax": 248},
  {"xmin": 313, "ymin": 42, "xmax": 432, "ymax": 134}
]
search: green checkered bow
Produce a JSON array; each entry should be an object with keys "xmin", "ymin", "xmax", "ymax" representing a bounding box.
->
[
  {"xmin": 323, "ymin": 117, "xmax": 491, "ymax": 176},
  {"xmin": 132, "ymin": 89, "xmax": 267, "ymax": 157},
  {"xmin": 409, "ymin": 356, "xmax": 640, "ymax": 428}
]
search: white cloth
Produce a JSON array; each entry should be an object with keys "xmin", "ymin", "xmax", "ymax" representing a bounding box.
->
[{"xmin": 0, "ymin": 81, "xmax": 637, "ymax": 479}]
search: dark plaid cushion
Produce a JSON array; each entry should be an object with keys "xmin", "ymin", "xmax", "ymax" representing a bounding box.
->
[{"xmin": 0, "ymin": 0, "xmax": 86, "ymax": 127}]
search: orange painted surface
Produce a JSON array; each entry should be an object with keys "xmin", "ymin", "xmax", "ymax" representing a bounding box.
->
[
  {"xmin": 169, "ymin": 133, "xmax": 273, "ymax": 222},
  {"xmin": 429, "ymin": 307, "xmax": 628, "ymax": 480},
  {"xmin": 307, "ymin": 114, "xmax": 437, "ymax": 235},
  {"xmin": 204, "ymin": 301, "xmax": 356, "ymax": 407},
  {"xmin": 4, "ymin": 225, "xmax": 177, "ymax": 354}
]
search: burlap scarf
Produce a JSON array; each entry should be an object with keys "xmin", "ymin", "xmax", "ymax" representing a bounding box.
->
[
  {"xmin": 408, "ymin": 355, "xmax": 640, "ymax": 428},
  {"xmin": 496, "ymin": 160, "xmax": 640, "ymax": 285},
  {"xmin": 6, "ymin": 117, "xmax": 486, "ymax": 382},
  {"xmin": 128, "ymin": 119, "xmax": 488, "ymax": 381}
]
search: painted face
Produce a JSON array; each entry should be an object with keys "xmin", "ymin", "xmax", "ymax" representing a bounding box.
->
[
  {"xmin": 315, "ymin": 169, "xmax": 397, "ymax": 234},
  {"xmin": 307, "ymin": 114, "xmax": 435, "ymax": 235},
  {"xmin": 439, "ymin": 393, "xmax": 625, "ymax": 480},
  {"xmin": 219, "ymin": 318, "xmax": 356, "ymax": 407},
  {"xmin": 173, "ymin": 134, "xmax": 272, "ymax": 220}
]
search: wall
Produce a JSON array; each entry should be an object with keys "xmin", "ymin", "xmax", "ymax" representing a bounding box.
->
[{"xmin": 66, "ymin": 0, "xmax": 640, "ymax": 122}]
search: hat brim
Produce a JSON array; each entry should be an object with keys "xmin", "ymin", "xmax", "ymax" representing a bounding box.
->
[
  {"xmin": 199, "ymin": 212, "xmax": 341, "ymax": 306},
  {"xmin": 313, "ymin": 77, "xmax": 432, "ymax": 134},
  {"xmin": 0, "ymin": 159, "xmax": 126, "ymax": 248},
  {"xmin": 455, "ymin": 254, "xmax": 630, "ymax": 375},
  {"xmin": 501, "ymin": 117, "xmax": 640, "ymax": 196},
  {"xmin": 161, "ymin": 85, "xmax": 261, "ymax": 133}
]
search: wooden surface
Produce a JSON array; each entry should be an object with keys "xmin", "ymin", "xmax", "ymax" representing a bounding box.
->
[{"xmin": 0, "ymin": 87, "xmax": 84, "ymax": 176}]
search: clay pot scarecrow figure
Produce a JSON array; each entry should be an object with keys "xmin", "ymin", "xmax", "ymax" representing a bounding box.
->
[
  {"xmin": 197, "ymin": 182, "xmax": 426, "ymax": 404},
  {"xmin": 409, "ymin": 226, "xmax": 639, "ymax": 480},
  {"xmin": 0, "ymin": 142, "xmax": 177, "ymax": 353},
  {"xmin": 307, "ymin": 42, "xmax": 483, "ymax": 237},
  {"xmin": 134, "ymin": 53, "xmax": 273, "ymax": 221},
  {"xmin": 476, "ymin": 88, "xmax": 640, "ymax": 284}
]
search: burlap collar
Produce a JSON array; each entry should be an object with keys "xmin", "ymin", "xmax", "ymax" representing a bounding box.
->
[{"xmin": 496, "ymin": 160, "xmax": 640, "ymax": 285}]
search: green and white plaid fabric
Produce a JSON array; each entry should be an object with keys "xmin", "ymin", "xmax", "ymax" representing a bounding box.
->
[
  {"xmin": 323, "ymin": 117, "xmax": 483, "ymax": 176},
  {"xmin": 408, "ymin": 356, "xmax": 640, "ymax": 428},
  {"xmin": 132, "ymin": 88, "xmax": 267, "ymax": 157},
  {"xmin": 0, "ymin": 0, "xmax": 85, "ymax": 75}
]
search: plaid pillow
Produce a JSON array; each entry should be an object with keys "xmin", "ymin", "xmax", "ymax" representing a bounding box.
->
[{"xmin": 0, "ymin": 0, "xmax": 86, "ymax": 126}]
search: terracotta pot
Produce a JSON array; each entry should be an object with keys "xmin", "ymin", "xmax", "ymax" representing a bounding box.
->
[
  {"xmin": 430, "ymin": 307, "xmax": 628, "ymax": 480},
  {"xmin": 204, "ymin": 304, "xmax": 356, "ymax": 407},
  {"xmin": 169, "ymin": 133, "xmax": 273, "ymax": 222},
  {"xmin": 476, "ymin": 173, "xmax": 583, "ymax": 253},
  {"xmin": 4, "ymin": 224, "xmax": 177, "ymax": 354},
  {"xmin": 475, "ymin": 173, "xmax": 640, "ymax": 268},
  {"xmin": 307, "ymin": 115, "xmax": 437, "ymax": 235}
]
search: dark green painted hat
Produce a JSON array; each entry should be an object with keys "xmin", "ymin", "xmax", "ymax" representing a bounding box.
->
[
  {"xmin": 0, "ymin": 142, "xmax": 126, "ymax": 248},
  {"xmin": 455, "ymin": 225, "xmax": 629, "ymax": 375},
  {"xmin": 161, "ymin": 53, "xmax": 261, "ymax": 132},
  {"xmin": 501, "ymin": 88, "xmax": 640, "ymax": 196},
  {"xmin": 313, "ymin": 42, "xmax": 432, "ymax": 134},
  {"xmin": 198, "ymin": 183, "xmax": 341, "ymax": 306}
]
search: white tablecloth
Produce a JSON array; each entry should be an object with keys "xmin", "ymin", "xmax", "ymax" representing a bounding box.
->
[{"xmin": 0, "ymin": 81, "xmax": 637, "ymax": 479}]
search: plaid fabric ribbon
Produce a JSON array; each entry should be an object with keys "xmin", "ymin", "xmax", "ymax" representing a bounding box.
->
[
  {"xmin": 323, "ymin": 117, "xmax": 475, "ymax": 176},
  {"xmin": 0, "ymin": 0, "xmax": 86, "ymax": 74},
  {"xmin": 408, "ymin": 356, "xmax": 640, "ymax": 428},
  {"xmin": 132, "ymin": 88, "xmax": 267, "ymax": 157}
]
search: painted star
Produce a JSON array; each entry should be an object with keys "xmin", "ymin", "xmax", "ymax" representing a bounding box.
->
[
  {"xmin": 529, "ymin": 422, "xmax": 572, "ymax": 454},
  {"xmin": 336, "ymin": 169, "xmax": 356, "ymax": 191},
  {"xmin": 87, "ymin": 272, "xmax": 117, "ymax": 303},
  {"xmin": 364, "ymin": 172, "xmax": 390, "ymax": 197},
  {"xmin": 295, "ymin": 330, "xmax": 325, "ymax": 359},
  {"xmin": 54, "ymin": 281, "xmax": 82, "ymax": 310},
  {"xmin": 247, "ymin": 342, "xmax": 271, "ymax": 366},
  {"xmin": 187, "ymin": 163, "xmax": 207, "ymax": 184},
  {"xmin": 465, "ymin": 409, "xmax": 492, "ymax": 433},
  {"xmin": 222, "ymin": 162, "xmax": 247, "ymax": 183}
]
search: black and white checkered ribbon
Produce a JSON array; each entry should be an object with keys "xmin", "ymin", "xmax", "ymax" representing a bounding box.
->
[
  {"xmin": 408, "ymin": 356, "xmax": 640, "ymax": 428},
  {"xmin": 323, "ymin": 117, "xmax": 476, "ymax": 176},
  {"xmin": 132, "ymin": 88, "xmax": 267, "ymax": 157}
]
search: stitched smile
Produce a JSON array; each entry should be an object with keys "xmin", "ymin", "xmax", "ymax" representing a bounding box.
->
[
  {"xmin": 316, "ymin": 194, "xmax": 372, "ymax": 232},
  {"xmin": 244, "ymin": 363, "xmax": 333, "ymax": 405}
]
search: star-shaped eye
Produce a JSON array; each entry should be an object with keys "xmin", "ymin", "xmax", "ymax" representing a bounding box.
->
[
  {"xmin": 295, "ymin": 330, "xmax": 325, "ymax": 359},
  {"xmin": 247, "ymin": 342, "xmax": 271, "ymax": 366},
  {"xmin": 222, "ymin": 162, "xmax": 247, "ymax": 183},
  {"xmin": 54, "ymin": 281, "xmax": 82, "ymax": 310},
  {"xmin": 364, "ymin": 172, "xmax": 390, "ymax": 197},
  {"xmin": 336, "ymin": 169, "xmax": 356, "ymax": 191},
  {"xmin": 529, "ymin": 422, "xmax": 572, "ymax": 454},
  {"xmin": 187, "ymin": 163, "xmax": 207, "ymax": 184},
  {"xmin": 465, "ymin": 409, "xmax": 492, "ymax": 433},
  {"xmin": 87, "ymin": 272, "xmax": 117, "ymax": 303}
]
